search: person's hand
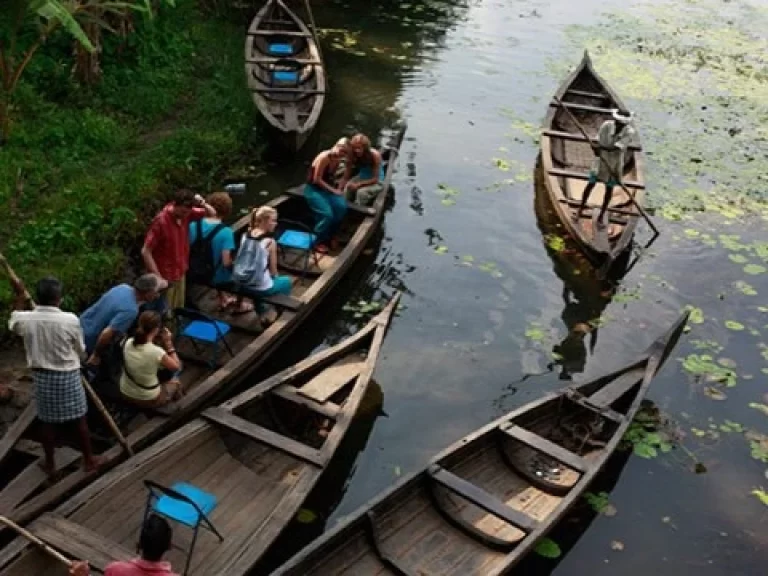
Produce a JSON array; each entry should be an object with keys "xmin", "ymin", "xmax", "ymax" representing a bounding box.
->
[
  {"xmin": 346, "ymin": 181, "xmax": 359, "ymax": 192},
  {"xmin": 161, "ymin": 327, "xmax": 173, "ymax": 346},
  {"xmin": 69, "ymin": 560, "xmax": 90, "ymax": 576},
  {"xmin": 193, "ymin": 193, "xmax": 205, "ymax": 206},
  {"xmin": 86, "ymin": 353, "xmax": 101, "ymax": 367},
  {"xmin": 338, "ymin": 179, "xmax": 349, "ymax": 191}
]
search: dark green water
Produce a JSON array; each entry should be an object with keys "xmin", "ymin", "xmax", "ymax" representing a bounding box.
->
[{"xmin": 242, "ymin": 0, "xmax": 768, "ymax": 573}]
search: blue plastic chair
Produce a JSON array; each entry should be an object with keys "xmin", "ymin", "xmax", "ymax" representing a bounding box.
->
[
  {"xmin": 268, "ymin": 42, "xmax": 295, "ymax": 56},
  {"xmin": 276, "ymin": 219, "xmax": 320, "ymax": 279},
  {"xmin": 173, "ymin": 308, "xmax": 234, "ymax": 368},
  {"xmin": 141, "ymin": 480, "xmax": 224, "ymax": 576}
]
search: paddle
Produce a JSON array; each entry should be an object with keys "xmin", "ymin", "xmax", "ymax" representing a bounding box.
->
[
  {"xmin": 551, "ymin": 96, "xmax": 659, "ymax": 237},
  {"xmin": 0, "ymin": 252, "xmax": 134, "ymax": 457},
  {"xmin": 0, "ymin": 516, "xmax": 73, "ymax": 568}
]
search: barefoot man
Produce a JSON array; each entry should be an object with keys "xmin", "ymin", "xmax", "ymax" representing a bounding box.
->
[{"xmin": 8, "ymin": 276, "xmax": 103, "ymax": 479}]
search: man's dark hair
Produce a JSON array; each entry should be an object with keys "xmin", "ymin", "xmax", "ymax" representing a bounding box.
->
[
  {"xmin": 173, "ymin": 189, "xmax": 196, "ymax": 207},
  {"xmin": 139, "ymin": 514, "xmax": 172, "ymax": 562},
  {"xmin": 36, "ymin": 277, "xmax": 62, "ymax": 306}
]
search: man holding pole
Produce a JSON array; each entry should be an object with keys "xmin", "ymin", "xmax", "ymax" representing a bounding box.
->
[
  {"xmin": 8, "ymin": 276, "xmax": 104, "ymax": 480},
  {"xmin": 575, "ymin": 108, "xmax": 635, "ymax": 228}
]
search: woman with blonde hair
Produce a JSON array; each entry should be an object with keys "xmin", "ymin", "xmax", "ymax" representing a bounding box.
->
[
  {"xmin": 231, "ymin": 206, "xmax": 293, "ymax": 318},
  {"xmin": 304, "ymin": 139, "xmax": 349, "ymax": 252},
  {"xmin": 119, "ymin": 311, "xmax": 183, "ymax": 408},
  {"xmin": 340, "ymin": 133, "xmax": 384, "ymax": 206}
]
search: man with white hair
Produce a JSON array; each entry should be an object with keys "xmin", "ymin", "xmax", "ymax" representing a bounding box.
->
[{"xmin": 574, "ymin": 108, "xmax": 635, "ymax": 228}]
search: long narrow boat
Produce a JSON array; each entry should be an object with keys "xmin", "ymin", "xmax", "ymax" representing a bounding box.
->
[
  {"xmin": 245, "ymin": 0, "xmax": 326, "ymax": 153},
  {"xmin": 540, "ymin": 51, "xmax": 645, "ymax": 268},
  {"xmin": 270, "ymin": 311, "xmax": 689, "ymax": 576},
  {"xmin": 0, "ymin": 125, "xmax": 406, "ymax": 529},
  {"xmin": 0, "ymin": 294, "xmax": 400, "ymax": 575}
]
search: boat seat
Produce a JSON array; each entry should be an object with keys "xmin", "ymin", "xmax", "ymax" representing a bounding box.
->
[
  {"xmin": 173, "ymin": 308, "xmax": 234, "ymax": 369},
  {"xmin": 500, "ymin": 423, "xmax": 588, "ymax": 473},
  {"xmin": 268, "ymin": 42, "xmax": 295, "ymax": 56},
  {"xmin": 276, "ymin": 219, "xmax": 321, "ymax": 280},
  {"xmin": 141, "ymin": 480, "xmax": 224, "ymax": 576}
]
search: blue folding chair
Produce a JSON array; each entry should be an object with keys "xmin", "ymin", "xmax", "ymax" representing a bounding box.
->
[
  {"xmin": 276, "ymin": 219, "xmax": 320, "ymax": 280},
  {"xmin": 140, "ymin": 480, "xmax": 224, "ymax": 576},
  {"xmin": 173, "ymin": 308, "xmax": 234, "ymax": 369},
  {"xmin": 267, "ymin": 42, "xmax": 296, "ymax": 57}
]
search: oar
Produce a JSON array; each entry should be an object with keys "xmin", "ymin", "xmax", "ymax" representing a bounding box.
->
[
  {"xmin": 0, "ymin": 516, "xmax": 73, "ymax": 567},
  {"xmin": 551, "ymin": 96, "xmax": 659, "ymax": 237},
  {"xmin": 0, "ymin": 253, "xmax": 134, "ymax": 457}
]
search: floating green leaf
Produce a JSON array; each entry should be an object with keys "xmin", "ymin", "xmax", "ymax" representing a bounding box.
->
[
  {"xmin": 703, "ymin": 386, "xmax": 727, "ymax": 401},
  {"xmin": 749, "ymin": 403, "xmax": 768, "ymax": 417},
  {"xmin": 744, "ymin": 264, "xmax": 767, "ymax": 275},
  {"xmin": 525, "ymin": 324, "xmax": 546, "ymax": 342},
  {"xmin": 752, "ymin": 489, "xmax": 768, "ymax": 507},
  {"xmin": 682, "ymin": 354, "xmax": 736, "ymax": 387},
  {"xmin": 729, "ymin": 253, "xmax": 748, "ymax": 264},
  {"xmin": 434, "ymin": 245, "xmax": 448, "ymax": 254},
  {"xmin": 534, "ymin": 538, "xmax": 562, "ymax": 559},
  {"xmin": 725, "ymin": 320, "xmax": 745, "ymax": 331},
  {"xmin": 493, "ymin": 158, "xmax": 511, "ymax": 171},
  {"xmin": 685, "ymin": 306, "xmax": 704, "ymax": 324},
  {"xmin": 296, "ymin": 508, "xmax": 318, "ymax": 524},
  {"xmin": 734, "ymin": 281, "xmax": 758, "ymax": 296},
  {"xmin": 545, "ymin": 234, "xmax": 566, "ymax": 253}
]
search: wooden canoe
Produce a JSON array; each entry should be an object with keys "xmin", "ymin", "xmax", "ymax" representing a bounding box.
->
[
  {"xmin": 0, "ymin": 293, "xmax": 400, "ymax": 575},
  {"xmin": 245, "ymin": 0, "xmax": 326, "ymax": 153},
  {"xmin": 540, "ymin": 51, "xmax": 646, "ymax": 268},
  {"xmin": 270, "ymin": 311, "xmax": 689, "ymax": 576},
  {"xmin": 0, "ymin": 125, "xmax": 406, "ymax": 530}
]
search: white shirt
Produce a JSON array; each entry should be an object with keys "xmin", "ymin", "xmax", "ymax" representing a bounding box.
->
[
  {"xmin": 592, "ymin": 120, "xmax": 636, "ymax": 182},
  {"xmin": 9, "ymin": 306, "xmax": 85, "ymax": 371}
]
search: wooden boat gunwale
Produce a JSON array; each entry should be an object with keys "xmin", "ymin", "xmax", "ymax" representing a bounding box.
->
[
  {"xmin": 0, "ymin": 294, "xmax": 401, "ymax": 575},
  {"xmin": 0, "ymin": 125, "xmax": 406, "ymax": 530},
  {"xmin": 540, "ymin": 50, "xmax": 646, "ymax": 267},
  {"xmin": 270, "ymin": 311, "xmax": 689, "ymax": 576}
]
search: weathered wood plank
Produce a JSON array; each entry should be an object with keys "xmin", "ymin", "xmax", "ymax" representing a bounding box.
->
[
  {"xmin": 0, "ymin": 402, "xmax": 37, "ymax": 466},
  {"xmin": 31, "ymin": 513, "xmax": 133, "ymax": 570},
  {"xmin": 203, "ymin": 407, "xmax": 323, "ymax": 467},
  {"xmin": 550, "ymin": 100, "xmax": 616, "ymax": 115},
  {"xmin": 586, "ymin": 370, "xmax": 643, "ymax": 408},
  {"xmin": 564, "ymin": 88, "xmax": 609, "ymax": 99},
  {"xmin": 500, "ymin": 424, "xmax": 588, "ymax": 473},
  {"xmin": 542, "ymin": 129, "xmax": 641, "ymax": 151},
  {"xmin": 253, "ymin": 86, "xmax": 325, "ymax": 95},
  {"xmin": 297, "ymin": 356, "xmax": 365, "ymax": 403},
  {"xmin": 246, "ymin": 57, "xmax": 321, "ymax": 65},
  {"xmin": 272, "ymin": 385, "xmax": 341, "ymax": 419},
  {"xmin": 248, "ymin": 29, "xmax": 312, "ymax": 37}
]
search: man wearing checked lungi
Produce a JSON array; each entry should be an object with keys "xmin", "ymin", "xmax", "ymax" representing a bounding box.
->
[{"xmin": 9, "ymin": 276, "xmax": 104, "ymax": 480}]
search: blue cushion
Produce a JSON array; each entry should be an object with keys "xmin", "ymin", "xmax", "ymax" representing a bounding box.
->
[
  {"xmin": 273, "ymin": 70, "xmax": 299, "ymax": 83},
  {"xmin": 154, "ymin": 482, "xmax": 217, "ymax": 528},
  {"xmin": 181, "ymin": 319, "xmax": 230, "ymax": 343},
  {"xmin": 278, "ymin": 230, "xmax": 316, "ymax": 250},
  {"xmin": 268, "ymin": 43, "xmax": 293, "ymax": 55}
]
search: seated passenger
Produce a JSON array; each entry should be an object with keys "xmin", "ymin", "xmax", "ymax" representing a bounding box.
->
[
  {"xmin": 187, "ymin": 191, "xmax": 237, "ymax": 310},
  {"xmin": 304, "ymin": 139, "xmax": 349, "ymax": 253},
  {"xmin": 341, "ymin": 133, "xmax": 384, "ymax": 206},
  {"xmin": 231, "ymin": 206, "xmax": 293, "ymax": 322},
  {"xmin": 119, "ymin": 311, "xmax": 182, "ymax": 408}
]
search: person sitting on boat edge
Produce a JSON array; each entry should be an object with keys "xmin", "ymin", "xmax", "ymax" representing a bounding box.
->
[
  {"xmin": 8, "ymin": 276, "xmax": 105, "ymax": 480},
  {"xmin": 119, "ymin": 311, "xmax": 183, "ymax": 408},
  {"xmin": 187, "ymin": 191, "xmax": 238, "ymax": 311},
  {"xmin": 574, "ymin": 108, "xmax": 636, "ymax": 228},
  {"xmin": 80, "ymin": 274, "xmax": 166, "ymax": 375},
  {"xmin": 304, "ymin": 139, "xmax": 349, "ymax": 253},
  {"xmin": 69, "ymin": 514, "xmax": 178, "ymax": 576},
  {"xmin": 230, "ymin": 206, "xmax": 294, "ymax": 323},
  {"xmin": 341, "ymin": 133, "xmax": 384, "ymax": 206},
  {"xmin": 142, "ymin": 189, "xmax": 216, "ymax": 313}
]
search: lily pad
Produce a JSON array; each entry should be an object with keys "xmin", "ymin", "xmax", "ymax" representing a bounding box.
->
[
  {"xmin": 534, "ymin": 538, "xmax": 562, "ymax": 559},
  {"xmin": 749, "ymin": 403, "xmax": 768, "ymax": 417},
  {"xmin": 751, "ymin": 489, "xmax": 768, "ymax": 507},
  {"xmin": 745, "ymin": 264, "xmax": 767, "ymax": 275},
  {"xmin": 434, "ymin": 245, "xmax": 448, "ymax": 254},
  {"xmin": 734, "ymin": 281, "xmax": 757, "ymax": 296},
  {"xmin": 685, "ymin": 306, "xmax": 704, "ymax": 324},
  {"xmin": 296, "ymin": 508, "xmax": 318, "ymax": 524},
  {"xmin": 703, "ymin": 386, "xmax": 727, "ymax": 400},
  {"xmin": 725, "ymin": 320, "xmax": 745, "ymax": 331},
  {"xmin": 729, "ymin": 254, "xmax": 748, "ymax": 264}
]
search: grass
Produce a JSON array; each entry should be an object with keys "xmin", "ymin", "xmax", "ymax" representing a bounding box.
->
[{"xmin": 0, "ymin": 1, "xmax": 264, "ymax": 331}]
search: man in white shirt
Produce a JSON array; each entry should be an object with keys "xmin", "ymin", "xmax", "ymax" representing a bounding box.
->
[
  {"xmin": 575, "ymin": 109, "xmax": 636, "ymax": 228},
  {"xmin": 8, "ymin": 276, "xmax": 103, "ymax": 479}
]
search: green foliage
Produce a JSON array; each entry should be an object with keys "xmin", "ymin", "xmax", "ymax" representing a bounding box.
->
[
  {"xmin": 0, "ymin": 0, "xmax": 263, "ymax": 328},
  {"xmin": 622, "ymin": 406, "xmax": 675, "ymax": 459},
  {"xmin": 534, "ymin": 537, "xmax": 562, "ymax": 559},
  {"xmin": 681, "ymin": 354, "xmax": 737, "ymax": 387}
]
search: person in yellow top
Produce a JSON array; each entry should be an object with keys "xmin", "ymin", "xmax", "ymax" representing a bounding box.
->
[{"xmin": 119, "ymin": 311, "xmax": 182, "ymax": 407}]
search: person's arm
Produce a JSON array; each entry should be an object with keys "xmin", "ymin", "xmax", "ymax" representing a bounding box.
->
[
  {"xmin": 193, "ymin": 194, "xmax": 216, "ymax": 217},
  {"xmin": 87, "ymin": 327, "xmax": 116, "ymax": 365},
  {"xmin": 221, "ymin": 228, "xmax": 236, "ymax": 269},
  {"xmin": 158, "ymin": 329, "xmax": 181, "ymax": 372},
  {"xmin": 266, "ymin": 239, "xmax": 278, "ymax": 277},
  {"xmin": 310, "ymin": 154, "xmax": 342, "ymax": 195},
  {"xmin": 142, "ymin": 221, "xmax": 162, "ymax": 277},
  {"xmin": 69, "ymin": 560, "xmax": 91, "ymax": 576},
  {"xmin": 338, "ymin": 157, "xmax": 353, "ymax": 191},
  {"xmin": 355, "ymin": 150, "xmax": 382, "ymax": 188},
  {"xmin": 73, "ymin": 324, "xmax": 87, "ymax": 360}
]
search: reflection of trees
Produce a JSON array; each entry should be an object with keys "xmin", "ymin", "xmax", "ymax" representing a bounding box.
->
[{"xmin": 533, "ymin": 164, "xmax": 629, "ymax": 380}]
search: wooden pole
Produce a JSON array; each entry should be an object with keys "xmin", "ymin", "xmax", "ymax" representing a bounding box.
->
[
  {"xmin": 0, "ymin": 516, "xmax": 73, "ymax": 567},
  {"xmin": 0, "ymin": 252, "xmax": 134, "ymax": 457},
  {"xmin": 551, "ymin": 96, "xmax": 659, "ymax": 237}
]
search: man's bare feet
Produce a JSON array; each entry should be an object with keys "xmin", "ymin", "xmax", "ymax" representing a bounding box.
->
[
  {"xmin": 39, "ymin": 461, "xmax": 61, "ymax": 482},
  {"xmin": 84, "ymin": 454, "xmax": 108, "ymax": 473}
]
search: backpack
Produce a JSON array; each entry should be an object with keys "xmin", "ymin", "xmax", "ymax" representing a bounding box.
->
[
  {"xmin": 232, "ymin": 234, "xmax": 269, "ymax": 287},
  {"xmin": 187, "ymin": 220, "xmax": 226, "ymax": 285}
]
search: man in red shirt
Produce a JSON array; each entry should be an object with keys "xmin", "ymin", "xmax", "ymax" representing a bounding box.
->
[
  {"xmin": 69, "ymin": 515, "xmax": 178, "ymax": 576},
  {"xmin": 141, "ymin": 189, "xmax": 215, "ymax": 312}
]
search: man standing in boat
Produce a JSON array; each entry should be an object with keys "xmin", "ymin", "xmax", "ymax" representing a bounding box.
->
[{"xmin": 574, "ymin": 109, "xmax": 635, "ymax": 228}]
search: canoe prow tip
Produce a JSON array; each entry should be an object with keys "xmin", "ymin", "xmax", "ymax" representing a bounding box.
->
[
  {"xmin": 582, "ymin": 49, "xmax": 592, "ymax": 64},
  {"xmin": 372, "ymin": 291, "xmax": 402, "ymax": 327}
]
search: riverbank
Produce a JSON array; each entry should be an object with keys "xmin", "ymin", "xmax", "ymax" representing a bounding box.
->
[{"xmin": 0, "ymin": 1, "xmax": 263, "ymax": 337}]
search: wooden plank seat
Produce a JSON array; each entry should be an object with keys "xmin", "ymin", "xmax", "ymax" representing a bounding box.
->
[
  {"xmin": 550, "ymin": 100, "xmax": 618, "ymax": 115},
  {"xmin": 558, "ymin": 197, "xmax": 637, "ymax": 218},
  {"xmin": 252, "ymin": 87, "xmax": 325, "ymax": 95},
  {"xmin": 542, "ymin": 129, "xmax": 642, "ymax": 151},
  {"xmin": 246, "ymin": 57, "xmax": 322, "ymax": 65},
  {"xmin": 247, "ymin": 29, "xmax": 313, "ymax": 37},
  {"xmin": 428, "ymin": 465, "xmax": 539, "ymax": 533},
  {"xmin": 565, "ymin": 88, "xmax": 609, "ymax": 99},
  {"xmin": 202, "ymin": 407, "xmax": 324, "ymax": 467},
  {"xmin": 363, "ymin": 511, "xmax": 417, "ymax": 576},
  {"xmin": 272, "ymin": 385, "xmax": 341, "ymax": 419},
  {"xmin": 499, "ymin": 424, "xmax": 588, "ymax": 473},
  {"xmin": 30, "ymin": 513, "xmax": 133, "ymax": 571}
]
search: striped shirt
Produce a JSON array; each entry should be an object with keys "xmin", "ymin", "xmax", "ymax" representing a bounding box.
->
[{"xmin": 9, "ymin": 306, "xmax": 85, "ymax": 371}]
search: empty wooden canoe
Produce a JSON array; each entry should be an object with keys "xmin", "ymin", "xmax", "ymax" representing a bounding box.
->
[
  {"xmin": 0, "ymin": 294, "xmax": 400, "ymax": 576},
  {"xmin": 0, "ymin": 125, "xmax": 406, "ymax": 530},
  {"xmin": 245, "ymin": 0, "xmax": 326, "ymax": 153},
  {"xmin": 540, "ymin": 51, "xmax": 645, "ymax": 267},
  {"xmin": 270, "ymin": 311, "xmax": 689, "ymax": 576}
]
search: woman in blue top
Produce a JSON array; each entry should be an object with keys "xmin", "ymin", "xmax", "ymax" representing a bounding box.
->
[
  {"xmin": 304, "ymin": 139, "xmax": 349, "ymax": 253},
  {"xmin": 341, "ymin": 133, "xmax": 384, "ymax": 206},
  {"xmin": 188, "ymin": 192, "xmax": 236, "ymax": 309}
]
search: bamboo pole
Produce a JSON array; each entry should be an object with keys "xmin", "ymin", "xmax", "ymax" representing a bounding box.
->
[
  {"xmin": 0, "ymin": 516, "xmax": 73, "ymax": 567},
  {"xmin": 0, "ymin": 252, "xmax": 134, "ymax": 456}
]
